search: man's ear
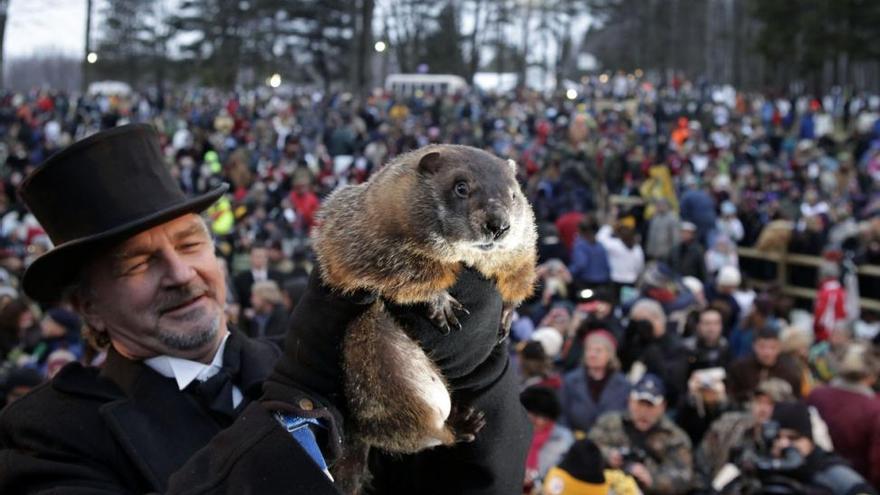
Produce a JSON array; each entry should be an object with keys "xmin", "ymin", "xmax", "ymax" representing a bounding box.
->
[{"xmin": 70, "ymin": 289, "xmax": 105, "ymax": 333}]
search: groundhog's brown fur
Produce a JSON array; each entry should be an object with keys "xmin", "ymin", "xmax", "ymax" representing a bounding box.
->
[{"xmin": 312, "ymin": 144, "xmax": 537, "ymax": 493}]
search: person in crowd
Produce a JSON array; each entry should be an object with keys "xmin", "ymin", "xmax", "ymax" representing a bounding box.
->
[
  {"xmin": 589, "ymin": 374, "xmax": 694, "ymax": 495},
  {"xmin": 245, "ymin": 280, "xmax": 289, "ymax": 342},
  {"xmin": 623, "ymin": 299, "xmax": 689, "ymax": 407},
  {"xmin": 729, "ymin": 292, "xmax": 779, "ymax": 359},
  {"xmin": 715, "ymin": 200, "xmax": 744, "ymax": 245},
  {"xmin": 807, "ymin": 344, "xmax": 880, "ymax": 488},
  {"xmin": 540, "ymin": 439, "xmax": 641, "ymax": 495},
  {"xmin": 705, "ymin": 266, "xmax": 742, "ymax": 333},
  {"xmin": 704, "ymin": 235, "xmax": 739, "ymax": 278},
  {"xmin": 0, "ymin": 367, "xmax": 43, "ymax": 408},
  {"xmin": 694, "ymin": 378, "xmax": 795, "ymax": 488},
  {"xmin": 679, "ymin": 181, "xmax": 717, "ymax": 246},
  {"xmin": 518, "ymin": 340, "xmax": 562, "ymax": 390},
  {"xmin": 676, "ymin": 366, "xmax": 730, "ymax": 446},
  {"xmin": 728, "ymin": 327, "xmax": 803, "ymax": 404},
  {"xmin": 810, "ymin": 324, "xmax": 855, "ymax": 383},
  {"xmin": 521, "ymin": 386, "xmax": 575, "ymax": 493},
  {"xmin": 765, "ymin": 401, "xmax": 876, "ymax": 495},
  {"xmin": 0, "ymin": 125, "xmax": 529, "ymax": 494},
  {"xmin": 779, "ymin": 325, "xmax": 816, "ymax": 397},
  {"xmin": 560, "ymin": 330, "xmax": 630, "ymax": 435},
  {"xmin": 597, "ymin": 216, "xmax": 645, "ymax": 300},
  {"xmin": 683, "ymin": 308, "xmax": 732, "ymax": 373},
  {"xmin": 666, "ymin": 221, "xmax": 706, "ymax": 281},
  {"xmin": 568, "ymin": 216, "xmax": 611, "ymax": 292},
  {"xmin": 814, "ymin": 261, "xmax": 847, "ymax": 343},
  {"xmin": 645, "ymin": 198, "xmax": 679, "ymax": 261},
  {"xmin": 232, "ymin": 243, "xmax": 285, "ymax": 316}
]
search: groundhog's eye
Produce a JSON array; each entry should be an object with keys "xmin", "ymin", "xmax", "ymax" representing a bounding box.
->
[{"xmin": 454, "ymin": 181, "xmax": 470, "ymax": 198}]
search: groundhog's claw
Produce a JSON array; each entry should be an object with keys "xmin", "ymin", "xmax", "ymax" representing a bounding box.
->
[
  {"xmin": 447, "ymin": 404, "xmax": 486, "ymax": 443},
  {"xmin": 427, "ymin": 292, "xmax": 468, "ymax": 334},
  {"xmin": 498, "ymin": 303, "xmax": 516, "ymax": 343}
]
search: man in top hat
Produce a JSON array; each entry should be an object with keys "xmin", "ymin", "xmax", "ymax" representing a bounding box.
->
[{"xmin": 0, "ymin": 124, "xmax": 530, "ymax": 494}]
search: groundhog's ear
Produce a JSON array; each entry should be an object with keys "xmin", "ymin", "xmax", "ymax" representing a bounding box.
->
[
  {"xmin": 507, "ymin": 158, "xmax": 518, "ymax": 174},
  {"xmin": 418, "ymin": 151, "xmax": 443, "ymax": 174}
]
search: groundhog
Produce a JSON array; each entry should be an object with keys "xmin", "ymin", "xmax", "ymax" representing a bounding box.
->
[{"xmin": 311, "ymin": 144, "xmax": 537, "ymax": 492}]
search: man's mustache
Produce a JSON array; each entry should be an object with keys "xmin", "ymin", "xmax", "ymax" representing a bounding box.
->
[{"xmin": 157, "ymin": 284, "xmax": 213, "ymax": 314}]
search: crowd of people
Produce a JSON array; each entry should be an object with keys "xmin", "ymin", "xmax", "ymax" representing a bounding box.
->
[{"xmin": 0, "ymin": 72, "xmax": 878, "ymax": 494}]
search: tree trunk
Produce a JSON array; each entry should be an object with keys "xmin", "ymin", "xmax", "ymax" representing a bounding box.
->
[{"xmin": 353, "ymin": 0, "xmax": 374, "ymax": 97}]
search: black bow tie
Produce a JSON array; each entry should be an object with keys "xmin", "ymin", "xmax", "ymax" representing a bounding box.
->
[{"xmin": 185, "ymin": 338, "xmax": 246, "ymax": 423}]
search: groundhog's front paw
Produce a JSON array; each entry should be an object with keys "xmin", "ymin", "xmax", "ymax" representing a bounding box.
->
[
  {"xmin": 447, "ymin": 404, "xmax": 486, "ymax": 443},
  {"xmin": 427, "ymin": 292, "xmax": 469, "ymax": 334}
]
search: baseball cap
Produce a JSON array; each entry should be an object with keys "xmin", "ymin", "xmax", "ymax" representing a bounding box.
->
[{"xmin": 630, "ymin": 373, "xmax": 666, "ymax": 405}]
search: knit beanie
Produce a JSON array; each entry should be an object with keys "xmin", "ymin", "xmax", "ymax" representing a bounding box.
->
[
  {"xmin": 520, "ymin": 386, "xmax": 561, "ymax": 420},
  {"xmin": 771, "ymin": 401, "xmax": 813, "ymax": 441},
  {"xmin": 542, "ymin": 439, "xmax": 609, "ymax": 495}
]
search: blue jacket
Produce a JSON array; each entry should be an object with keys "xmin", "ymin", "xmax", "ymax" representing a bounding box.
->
[
  {"xmin": 568, "ymin": 237, "xmax": 611, "ymax": 285},
  {"xmin": 560, "ymin": 369, "xmax": 631, "ymax": 434}
]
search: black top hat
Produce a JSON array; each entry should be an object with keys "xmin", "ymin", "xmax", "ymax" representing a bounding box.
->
[{"xmin": 19, "ymin": 124, "xmax": 227, "ymax": 302}]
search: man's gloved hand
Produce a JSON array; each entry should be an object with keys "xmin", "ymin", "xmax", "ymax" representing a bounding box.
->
[
  {"xmin": 263, "ymin": 268, "xmax": 375, "ymax": 412},
  {"xmin": 264, "ymin": 265, "xmax": 507, "ymax": 409},
  {"xmin": 384, "ymin": 266, "xmax": 507, "ymax": 394}
]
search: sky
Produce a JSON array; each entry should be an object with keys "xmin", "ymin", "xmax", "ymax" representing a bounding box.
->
[{"xmin": 6, "ymin": 0, "xmax": 87, "ymax": 57}]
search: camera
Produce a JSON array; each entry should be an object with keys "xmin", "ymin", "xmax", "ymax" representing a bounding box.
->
[{"xmin": 714, "ymin": 420, "xmax": 808, "ymax": 495}]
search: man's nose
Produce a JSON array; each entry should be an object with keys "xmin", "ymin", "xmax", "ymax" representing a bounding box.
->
[{"xmin": 161, "ymin": 249, "xmax": 196, "ymax": 286}]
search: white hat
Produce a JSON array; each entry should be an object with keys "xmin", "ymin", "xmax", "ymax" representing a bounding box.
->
[
  {"xmin": 682, "ymin": 276, "xmax": 704, "ymax": 295},
  {"xmin": 531, "ymin": 327, "xmax": 564, "ymax": 358},
  {"xmin": 717, "ymin": 266, "xmax": 741, "ymax": 288}
]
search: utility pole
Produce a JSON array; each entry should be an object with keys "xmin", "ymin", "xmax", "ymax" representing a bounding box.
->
[{"xmin": 82, "ymin": 0, "xmax": 93, "ymax": 93}]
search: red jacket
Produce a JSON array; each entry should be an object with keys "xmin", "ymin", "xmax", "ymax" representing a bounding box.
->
[
  {"xmin": 814, "ymin": 279, "xmax": 846, "ymax": 342},
  {"xmin": 807, "ymin": 383, "xmax": 880, "ymax": 488},
  {"xmin": 289, "ymin": 190, "xmax": 320, "ymax": 232}
]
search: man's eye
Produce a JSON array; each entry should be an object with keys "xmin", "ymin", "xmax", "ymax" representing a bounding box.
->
[
  {"xmin": 180, "ymin": 242, "xmax": 202, "ymax": 251},
  {"xmin": 125, "ymin": 261, "xmax": 148, "ymax": 275}
]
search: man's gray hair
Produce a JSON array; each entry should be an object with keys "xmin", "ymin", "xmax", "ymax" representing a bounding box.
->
[{"xmin": 629, "ymin": 298, "xmax": 666, "ymax": 326}]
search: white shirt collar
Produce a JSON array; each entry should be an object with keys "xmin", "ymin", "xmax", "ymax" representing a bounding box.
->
[{"xmin": 144, "ymin": 333, "xmax": 230, "ymax": 391}]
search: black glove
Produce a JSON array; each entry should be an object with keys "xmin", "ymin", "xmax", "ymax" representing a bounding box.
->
[
  {"xmin": 263, "ymin": 268, "xmax": 375, "ymax": 411},
  {"xmin": 384, "ymin": 266, "xmax": 507, "ymax": 394}
]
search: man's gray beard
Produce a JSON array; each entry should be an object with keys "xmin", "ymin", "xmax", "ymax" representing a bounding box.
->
[{"xmin": 156, "ymin": 313, "xmax": 222, "ymax": 352}]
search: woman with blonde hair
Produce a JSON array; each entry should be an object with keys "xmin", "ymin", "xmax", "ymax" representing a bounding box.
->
[
  {"xmin": 560, "ymin": 330, "xmax": 631, "ymax": 435},
  {"xmin": 779, "ymin": 325, "xmax": 816, "ymax": 397}
]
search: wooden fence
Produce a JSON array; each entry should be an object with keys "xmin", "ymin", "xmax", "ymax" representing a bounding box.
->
[{"xmin": 737, "ymin": 247, "xmax": 880, "ymax": 312}]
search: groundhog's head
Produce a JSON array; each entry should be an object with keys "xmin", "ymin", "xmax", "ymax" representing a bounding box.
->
[{"xmin": 413, "ymin": 146, "xmax": 533, "ymax": 254}]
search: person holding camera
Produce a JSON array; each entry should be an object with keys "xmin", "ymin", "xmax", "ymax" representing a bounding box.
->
[
  {"xmin": 588, "ymin": 374, "xmax": 694, "ymax": 495},
  {"xmin": 758, "ymin": 402, "xmax": 875, "ymax": 495}
]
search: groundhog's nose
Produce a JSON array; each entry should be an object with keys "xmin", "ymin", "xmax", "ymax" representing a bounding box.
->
[{"xmin": 485, "ymin": 215, "xmax": 510, "ymax": 240}]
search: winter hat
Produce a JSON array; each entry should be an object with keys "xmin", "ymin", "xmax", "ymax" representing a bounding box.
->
[
  {"xmin": 520, "ymin": 386, "xmax": 561, "ymax": 420},
  {"xmin": 45, "ymin": 308, "xmax": 82, "ymax": 338},
  {"xmin": 838, "ymin": 343, "xmax": 880, "ymax": 381},
  {"xmin": 532, "ymin": 327, "xmax": 564, "ymax": 358},
  {"xmin": 717, "ymin": 266, "xmax": 741, "ymax": 288},
  {"xmin": 542, "ymin": 439, "xmax": 610, "ymax": 494},
  {"xmin": 754, "ymin": 378, "xmax": 794, "ymax": 402},
  {"xmin": 682, "ymin": 276, "xmax": 704, "ymax": 296},
  {"xmin": 771, "ymin": 401, "xmax": 813, "ymax": 441}
]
